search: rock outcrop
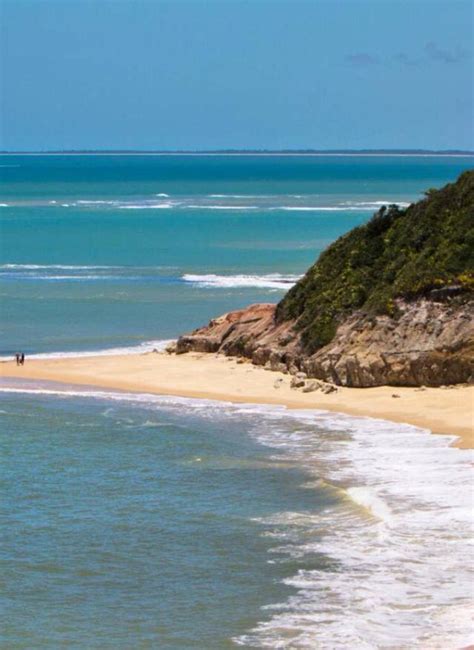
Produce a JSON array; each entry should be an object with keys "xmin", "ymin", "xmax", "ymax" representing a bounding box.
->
[
  {"xmin": 177, "ymin": 171, "xmax": 474, "ymax": 387},
  {"xmin": 177, "ymin": 297, "xmax": 474, "ymax": 387}
]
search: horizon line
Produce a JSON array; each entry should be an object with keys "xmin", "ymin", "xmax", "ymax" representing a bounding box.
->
[{"xmin": 1, "ymin": 148, "xmax": 473, "ymax": 157}]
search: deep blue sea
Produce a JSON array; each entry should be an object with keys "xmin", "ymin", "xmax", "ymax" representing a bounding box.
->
[{"xmin": 1, "ymin": 155, "xmax": 473, "ymax": 648}]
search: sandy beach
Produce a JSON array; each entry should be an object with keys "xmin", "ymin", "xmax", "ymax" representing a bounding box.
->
[{"xmin": 1, "ymin": 351, "xmax": 472, "ymax": 449}]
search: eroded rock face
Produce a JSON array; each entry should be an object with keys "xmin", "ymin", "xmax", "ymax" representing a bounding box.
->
[{"xmin": 176, "ymin": 299, "xmax": 474, "ymax": 387}]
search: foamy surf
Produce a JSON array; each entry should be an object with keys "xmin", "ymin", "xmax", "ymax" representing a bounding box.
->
[
  {"xmin": 182, "ymin": 273, "xmax": 301, "ymax": 289},
  {"xmin": 0, "ymin": 339, "xmax": 174, "ymax": 361},
  {"xmin": 118, "ymin": 202, "xmax": 176, "ymax": 209},
  {"xmin": 346, "ymin": 485, "xmax": 393, "ymax": 525},
  {"xmin": 0, "ymin": 382, "xmax": 472, "ymax": 647},
  {"xmin": 0, "ymin": 264, "xmax": 178, "ymax": 284},
  {"xmin": 274, "ymin": 200, "xmax": 410, "ymax": 211},
  {"xmin": 0, "ymin": 264, "xmax": 118, "ymax": 270},
  {"xmin": 0, "ymin": 265, "xmax": 300, "ymax": 289},
  {"xmin": 235, "ymin": 409, "xmax": 473, "ymax": 648},
  {"xmin": 0, "ymin": 196, "xmax": 414, "ymax": 212}
]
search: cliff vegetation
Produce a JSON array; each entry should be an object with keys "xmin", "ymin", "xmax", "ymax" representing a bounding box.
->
[{"xmin": 275, "ymin": 170, "xmax": 474, "ymax": 353}]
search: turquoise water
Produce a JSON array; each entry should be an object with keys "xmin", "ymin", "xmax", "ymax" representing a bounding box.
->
[
  {"xmin": 1, "ymin": 390, "xmax": 328, "ymax": 648},
  {"xmin": 1, "ymin": 154, "xmax": 472, "ymax": 356},
  {"xmin": 1, "ymin": 156, "xmax": 473, "ymax": 648}
]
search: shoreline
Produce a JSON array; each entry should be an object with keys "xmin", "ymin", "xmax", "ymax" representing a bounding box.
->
[{"xmin": 1, "ymin": 351, "xmax": 472, "ymax": 449}]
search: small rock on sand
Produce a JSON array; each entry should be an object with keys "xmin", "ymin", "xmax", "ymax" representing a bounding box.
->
[
  {"xmin": 302, "ymin": 380, "xmax": 321, "ymax": 393},
  {"xmin": 290, "ymin": 377, "xmax": 305, "ymax": 389}
]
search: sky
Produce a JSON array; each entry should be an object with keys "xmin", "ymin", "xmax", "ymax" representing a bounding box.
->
[{"xmin": 1, "ymin": 0, "xmax": 473, "ymax": 151}]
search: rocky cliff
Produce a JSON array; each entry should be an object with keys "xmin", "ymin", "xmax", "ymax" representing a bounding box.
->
[
  {"xmin": 176, "ymin": 298, "xmax": 473, "ymax": 386},
  {"xmin": 177, "ymin": 171, "xmax": 474, "ymax": 387}
]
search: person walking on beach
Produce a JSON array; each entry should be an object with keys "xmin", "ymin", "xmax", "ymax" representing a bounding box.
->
[
  {"xmin": 20, "ymin": 353, "xmax": 25, "ymax": 365},
  {"xmin": 15, "ymin": 353, "xmax": 20, "ymax": 366}
]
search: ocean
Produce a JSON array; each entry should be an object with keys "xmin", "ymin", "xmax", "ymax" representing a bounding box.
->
[{"xmin": 1, "ymin": 154, "xmax": 473, "ymax": 648}]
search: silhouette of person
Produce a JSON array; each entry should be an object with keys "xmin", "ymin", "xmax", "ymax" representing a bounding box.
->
[
  {"xmin": 15, "ymin": 353, "xmax": 20, "ymax": 366},
  {"xmin": 20, "ymin": 353, "xmax": 25, "ymax": 365}
]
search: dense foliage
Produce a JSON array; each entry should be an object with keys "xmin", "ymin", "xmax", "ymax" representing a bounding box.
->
[{"xmin": 276, "ymin": 170, "xmax": 474, "ymax": 353}]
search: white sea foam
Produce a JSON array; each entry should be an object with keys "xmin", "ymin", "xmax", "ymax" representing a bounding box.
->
[
  {"xmin": 0, "ymin": 264, "xmax": 176, "ymax": 283},
  {"xmin": 0, "ymin": 339, "xmax": 174, "ymax": 361},
  {"xmin": 21, "ymin": 274, "xmax": 120, "ymax": 281},
  {"xmin": 0, "ymin": 264, "xmax": 129, "ymax": 281},
  {"xmin": 182, "ymin": 273, "xmax": 301, "ymax": 289},
  {"xmin": 0, "ymin": 264, "xmax": 118, "ymax": 270},
  {"xmin": 274, "ymin": 200, "xmax": 410, "ymax": 211},
  {"xmin": 76, "ymin": 200, "xmax": 120, "ymax": 205},
  {"xmin": 346, "ymin": 485, "xmax": 393, "ymax": 525},
  {"xmin": 118, "ymin": 202, "xmax": 175, "ymax": 209},
  {"xmin": 342, "ymin": 199, "xmax": 411, "ymax": 208},
  {"xmin": 186, "ymin": 204, "xmax": 259, "ymax": 210},
  {"xmin": 0, "ymin": 264, "xmax": 175, "ymax": 271},
  {"xmin": 208, "ymin": 194, "xmax": 269, "ymax": 198},
  {"xmin": 235, "ymin": 410, "xmax": 473, "ymax": 648},
  {"xmin": 1, "ymin": 265, "xmax": 301, "ymax": 288},
  {"xmin": 275, "ymin": 206, "xmax": 348, "ymax": 211},
  {"xmin": 0, "ymin": 196, "xmax": 413, "ymax": 212}
]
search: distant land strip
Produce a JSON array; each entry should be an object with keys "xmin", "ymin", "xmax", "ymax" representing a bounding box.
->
[{"xmin": 1, "ymin": 149, "xmax": 473, "ymax": 157}]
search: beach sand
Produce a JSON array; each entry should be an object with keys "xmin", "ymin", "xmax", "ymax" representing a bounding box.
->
[{"xmin": 1, "ymin": 351, "xmax": 472, "ymax": 449}]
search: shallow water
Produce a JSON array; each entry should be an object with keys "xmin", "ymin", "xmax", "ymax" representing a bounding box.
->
[{"xmin": 1, "ymin": 381, "xmax": 472, "ymax": 648}]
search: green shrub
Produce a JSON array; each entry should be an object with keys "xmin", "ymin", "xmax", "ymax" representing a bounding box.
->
[{"xmin": 276, "ymin": 170, "xmax": 474, "ymax": 353}]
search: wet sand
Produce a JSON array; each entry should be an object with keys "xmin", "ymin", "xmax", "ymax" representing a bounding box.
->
[{"xmin": 1, "ymin": 351, "xmax": 472, "ymax": 448}]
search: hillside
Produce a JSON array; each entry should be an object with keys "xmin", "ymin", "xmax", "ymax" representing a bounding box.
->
[
  {"xmin": 276, "ymin": 170, "xmax": 474, "ymax": 353},
  {"xmin": 177, "ymin": 171, "xmax": 474, "ymax": 387}
]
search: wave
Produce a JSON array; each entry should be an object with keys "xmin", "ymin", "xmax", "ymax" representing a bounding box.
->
[
  {"xmin": 236, "ymin": 410, "xmax": 473, "ymax": 649},
  {"xmin": 0, "ymin": 339, "xmax": 174, "ymax": 361},
  {"xmin": 276, "ymin": 206, "xmax": 351, "ymax": 211},
  {"xmin": 0, "ymin": 384, "xmax": 472, "ymax": 646},
  {"xmin": 186, "ymin": 204, "xmax": 259, "ymax": 210},
  {"xmin": 0, "ymin": 264, "xmax": 118, "ymax": 270},
  {"xmin": 0, "ymin": 266, "xmax": 300, "ymax": 289},
  {"xmin": 274, "ymin": 201, "xmax": 410, "ymax": 211},
  {"xmin": 207, "ymin": 194, "xmax": 270, "ymax": 199},
  {"xmin": 13, "ymin": 274, "xmax": 123, "ymax": 281},
  {"xmin": 0, "ymin": 263, "xmax": 177, "ymax": 283},
  {"xmin": 0, "ymin": 196, "xmax": 413, "ymax": 212},
  {"xmin": 0, "ymin": 264, "xmax": 133, "ymax": 281},
  {"xmin": 341, "ymin": 200, "xmax": 412, "ymax": 209},
  {"xmin": 182, "ymin": 273, "xmax": 301, "ymax": 289},
  {"xmin": 0, "ymin": 264, "xmax": 176, "ymax": 271},
  {"xmin": 346, "ymin": 485, "xmax": 393, "ymax": 525},
  {"xmin": 75, "ymin": 200, "xmax": 119, "ymax": 205},
  {"xmin": 119, "ymin": 202, "xmax": 175, "ymax": 209}
]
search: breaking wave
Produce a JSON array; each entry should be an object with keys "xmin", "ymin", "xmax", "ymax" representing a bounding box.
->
[
  {"xmin": 182, "ymin": 273, "xmax": 301, "ymax": 289},
  {"xmin": 0, "ymin": 265, "xmax": 299, "ymax": 289}
]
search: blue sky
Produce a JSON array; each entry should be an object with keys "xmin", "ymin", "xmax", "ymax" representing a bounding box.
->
[{"xmin": 1, "ymin": 0, "xmax": 472, "ymax": 150}]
